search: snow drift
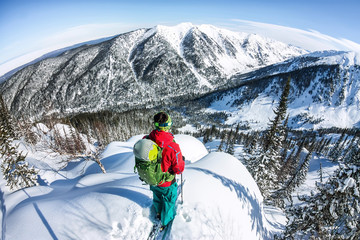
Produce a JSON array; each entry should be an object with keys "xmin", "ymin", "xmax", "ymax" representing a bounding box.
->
[{"xmin": 2, "ymin": 135, "xmax": 278, "ymax": 239}]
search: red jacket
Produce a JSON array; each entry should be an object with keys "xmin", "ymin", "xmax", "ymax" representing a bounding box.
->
[{"xmin": 146, "ymin": 130, "xmax": 184, "ymax": 187}]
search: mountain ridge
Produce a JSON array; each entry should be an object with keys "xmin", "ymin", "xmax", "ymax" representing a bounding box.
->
[
  {"xmin": 187, "ymin": 50, "xmax": 360, "ymax": 130},
  {"xmin": 1, "ymin": 23, "xmax": 360, "ymax": 130},
  {"xmin": 0, "ymin": 23, "xmax": 306, "ymax": 120}
]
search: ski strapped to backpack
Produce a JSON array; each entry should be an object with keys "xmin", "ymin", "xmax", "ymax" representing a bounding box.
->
[{"xmin": 133, "ymin": 139, "xmax": 175, "ymax": 186}]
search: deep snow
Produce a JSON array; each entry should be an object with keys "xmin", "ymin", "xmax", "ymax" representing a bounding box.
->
[{"xmin": 0, "ymin": 134, "xmax": 288, "ymax": 240}]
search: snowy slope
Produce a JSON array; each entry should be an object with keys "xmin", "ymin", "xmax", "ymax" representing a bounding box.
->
[
  {"xmin": 0, "ymin": 23, "xmax": 306, "ymax": 119},
  {"xmin": 1, "ymin": 135, "xmax": 282, "ymax": 240},
  {"xmin": 193, "ymin": 50, "xmax": 360, "ymax": 130},
  {"xmin": 2, "ymin": 25, "xmax": 359, "ymax": 131}
]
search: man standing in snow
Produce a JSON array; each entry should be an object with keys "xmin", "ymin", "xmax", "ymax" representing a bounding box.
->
[{"xmin": 145, "ymin": 111, "xmax": 185, "ymax": 229}]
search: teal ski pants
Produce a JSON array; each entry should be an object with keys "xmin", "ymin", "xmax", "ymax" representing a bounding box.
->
[{"xmin": 150, "ymin": 182, "xmax": 178, "ymax": 226}]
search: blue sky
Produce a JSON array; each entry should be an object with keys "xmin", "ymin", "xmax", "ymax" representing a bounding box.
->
[{"xmin": 1, "ymin": 0, "xmax": 359, "ymax": 75}]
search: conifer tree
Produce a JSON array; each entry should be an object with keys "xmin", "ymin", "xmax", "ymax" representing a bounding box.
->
[
  {"xmin": 226, "ymin": 137, "xmax": 235, "ymax": 155},
  {"xmin": 217, "ymin": 131, "xmax": 227, "ymax": 152},
  {"xmin": 278, "ymin": 147, "xmax": 297, "ymax": 185},
  {"xmin": 0, "ymin": 94, "xmax": 15, "ymax": 138},
  {"xmin": 315, "ymin": 137, "xmax": 326, "ymax": 155},
  {"xmin": 263, "ymin": 76, "xmax": 291, "ymax": 152},
  {"xmin": 0, "ymin": 95, "xmax": 38, "ymax": 190},
  {"xmin": 225, "ymin": 129, "xmax": 235, "ymax": 154},
  {"xmin": 281, "ymin": 114, "xmax": 291, "ymax": 163},
  {"xmin": 202, "ymin": 128, "xmax": 210, "ymax": 144},
  {"xmin": 344, "ymin": 137, "xmax": 360, "ymax": 164},
  {"xmin": 245, "ymin": 140, "xmax": 263, "ymax": 183},
  {"xmin": 321, "ymin": 137, "xmax": 333, "ymax": 156},
  {"xmin": 284, "ymin": 164, "xmax": 360, "ymax": 239},
  {"xmin": 218, "ymin": 137, "xmax": 225, "ymax": 152},
  {"xmin": 292, "ymin": 139, "xmax": 306, "ymax": 168},
  {"xmin": 292, "ymin": 149, "xmax": 311, "ymax": 189},
  {"xmin": 244, "ymin": 132, "xmax": 259, "ymax": 155},
  {"xmin": 210, "ymin": 125, "xmax": 217, "ymax": 140},
  {"xmin": 329, "ymin": 130, "xmax": 347, "ymax": 161},
  {"xmin": 253, "ymin": 153, "xmax": 279, "ymax": 199},
  {"xmin": 255, "ymin": 76, "xmax": 291, "ymax": 198}
]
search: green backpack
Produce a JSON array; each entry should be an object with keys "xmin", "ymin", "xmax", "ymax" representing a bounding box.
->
[{"xmin": 133, "ymin": 138, "xmax": 174, "ymax": 186}]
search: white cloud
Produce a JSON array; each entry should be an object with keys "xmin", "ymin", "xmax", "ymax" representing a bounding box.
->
[
  {"xmin": 0, "ymin": 49, "xmax": 52, "ymax": 78},
  {"xmin": 0, "ymin": 23, "xmax": 143, "ymax": 77},
  {"xmin": 226, "ymin": 19, "xmax": 360, "ymax": 53},
  {"xmin": 40, "ymin": 23, "xmax": 137, "ymax": 49}
]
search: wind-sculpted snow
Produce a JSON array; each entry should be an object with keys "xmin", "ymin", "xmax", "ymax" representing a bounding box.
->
[
  {"xmin": 0, "ymin": 23, "xmax": 306, "ymax": 119},
  {"xmin": 2, "ymin": 135, "xmax": 281, "ymax": 239}
]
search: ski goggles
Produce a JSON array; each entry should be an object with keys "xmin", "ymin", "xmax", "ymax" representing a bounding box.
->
[{"xmin": 154, "ymin": 113, "xmax": 172, "ymax": 130}]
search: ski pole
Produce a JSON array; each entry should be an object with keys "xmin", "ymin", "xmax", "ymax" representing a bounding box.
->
[{"xmin": 181, "ymin": 173, "xmax": 183, "ymax": 204}]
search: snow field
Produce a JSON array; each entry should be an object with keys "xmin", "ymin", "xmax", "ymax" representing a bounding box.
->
[{"xmin": 1, "ymin": 134, "xmax": 283, "ymax": 239}]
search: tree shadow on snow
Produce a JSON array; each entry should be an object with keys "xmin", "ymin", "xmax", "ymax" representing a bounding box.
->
[
  {"xmin": 188, "ymin": 167, "xmax": 272, "ymax": 239},
  {"xmin": 0, "ymin": 189, "xmax": 6, "ymax": 240},
  {"xmin": 57, "ymin": 151, "xmax": 134, "ymax": 179},
  {"xmin": 60, "ymin": 198, "xmax": 113, "ymax": 239},
  {"xmin": 12, "ymin": 179, "xmax": 150, "ymax": 212},
  {"xmin": 7, "ymin": 177, "xmax": 151, "ymax": 239},
  {"xmin": 60, "ymin": 187, "xmax": 151, "ymax": 239}
]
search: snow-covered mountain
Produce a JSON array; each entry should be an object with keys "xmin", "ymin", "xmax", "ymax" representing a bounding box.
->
[
  {"xmin": 0, "ymin": 23, "xmax": 306, "ymax": 119},
  {"xmin": 0, "ymin": 35, "xmax": 117, "ymax": 85},
  {"xmin": 1, "ymin": 23, "xmax": 359, "ymax": 130},
  {"xmin": 189, "ymin": 50, "xmax": 360, "ymax": 130}
]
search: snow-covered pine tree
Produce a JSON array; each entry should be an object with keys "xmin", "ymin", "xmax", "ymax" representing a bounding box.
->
[
  {"xmin": 291, "ymin": 139, "xmax": 305, "ymax": 166},
  {"xmin": 255, "ymin": 76, "xmax": 291, "ymax": 199},
  {"xmin": 225, "ymin": 129, "xmax": 235, "ymax": 155},
  {"xmin": 272, "ymin": 140, "xmax": 313, "ymax": 208},
  {"xmin": 217, "ymin": 131, "xmax": 226, "ymax": 152},
  {"xmin": 315, "ymin": 137, "xmax": 326, "ymax": 155},
  {"xmin": 329, "ymin": 130, "xmax": 347, "ymax": 162},
  {"xmin": 1, "ymin": 148, "xmax": 38, "ymax": 190},
  {"xmin": 210, "ymin": 125, "xmax": 218, "ymax": 139},
  {"xmin": 286, "ymin": 149, "xmax": 312, "ymax": 199},
  {"xmin": 349, "ymin": 141, "xmax": 360, "ymax": 165},
  {"xmin": 278, "ymin": 146, "xmax": 297, "ymax": 186},
  {"xmin": 0, "ymin": 95, "xmax": 38, "ymax": 190},
  {"xmin": 245, "ymin": 142, "xmax": 265, "ymax": 187},
  {"xmin": 202, "ymin": 128, "xmax": 211, "ymax": 144},
  {"xmin": 51, "ymin": 125, "xmax": 66, "ymax": 154},
  {"xmin": 344, "ymin": 137, "xmax": 360, "ymax": 165},
  {"xmin": 226, "ymin": 138, "xmax": 235, "ymax": 155},
  {"xmin": 16, "ymin": 117, "xmax": 38, "ymax": 145},
  {"xmin": 284, "ymin": 164, "xmax": 360, "ymax": 239},
  {"xmin": 322, "ymin": 137, "xmax": 333, "ymax": 156},
  {"xmin": 281, "ymin": 115, "xmax": 290, "ymax": 157},
  {"xmin": 263, "ymin": 76, "xmax": 291, "ymax": 152},
  {"xmin": 341, "ymin": 136, "xmax": 357, "ymax": 162},
  {"xmin": 0, "ymin": 94, "xmax": 15, "ymax": 138},
  {"xmin": 254, "ymin": 152, "xmax": 281, "ymax": 200},
  {"xmin": 244, "ymin": 132, "xmax": 259, "ymax": 155},
  {"xmin": 283, "ymin": 114, "xmax": 290, "ymax": 141}
]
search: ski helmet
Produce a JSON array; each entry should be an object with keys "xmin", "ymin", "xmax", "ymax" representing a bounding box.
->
[{"xmin": 154, "ymin": 112, "xmax": 172, "ymax": 131}]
